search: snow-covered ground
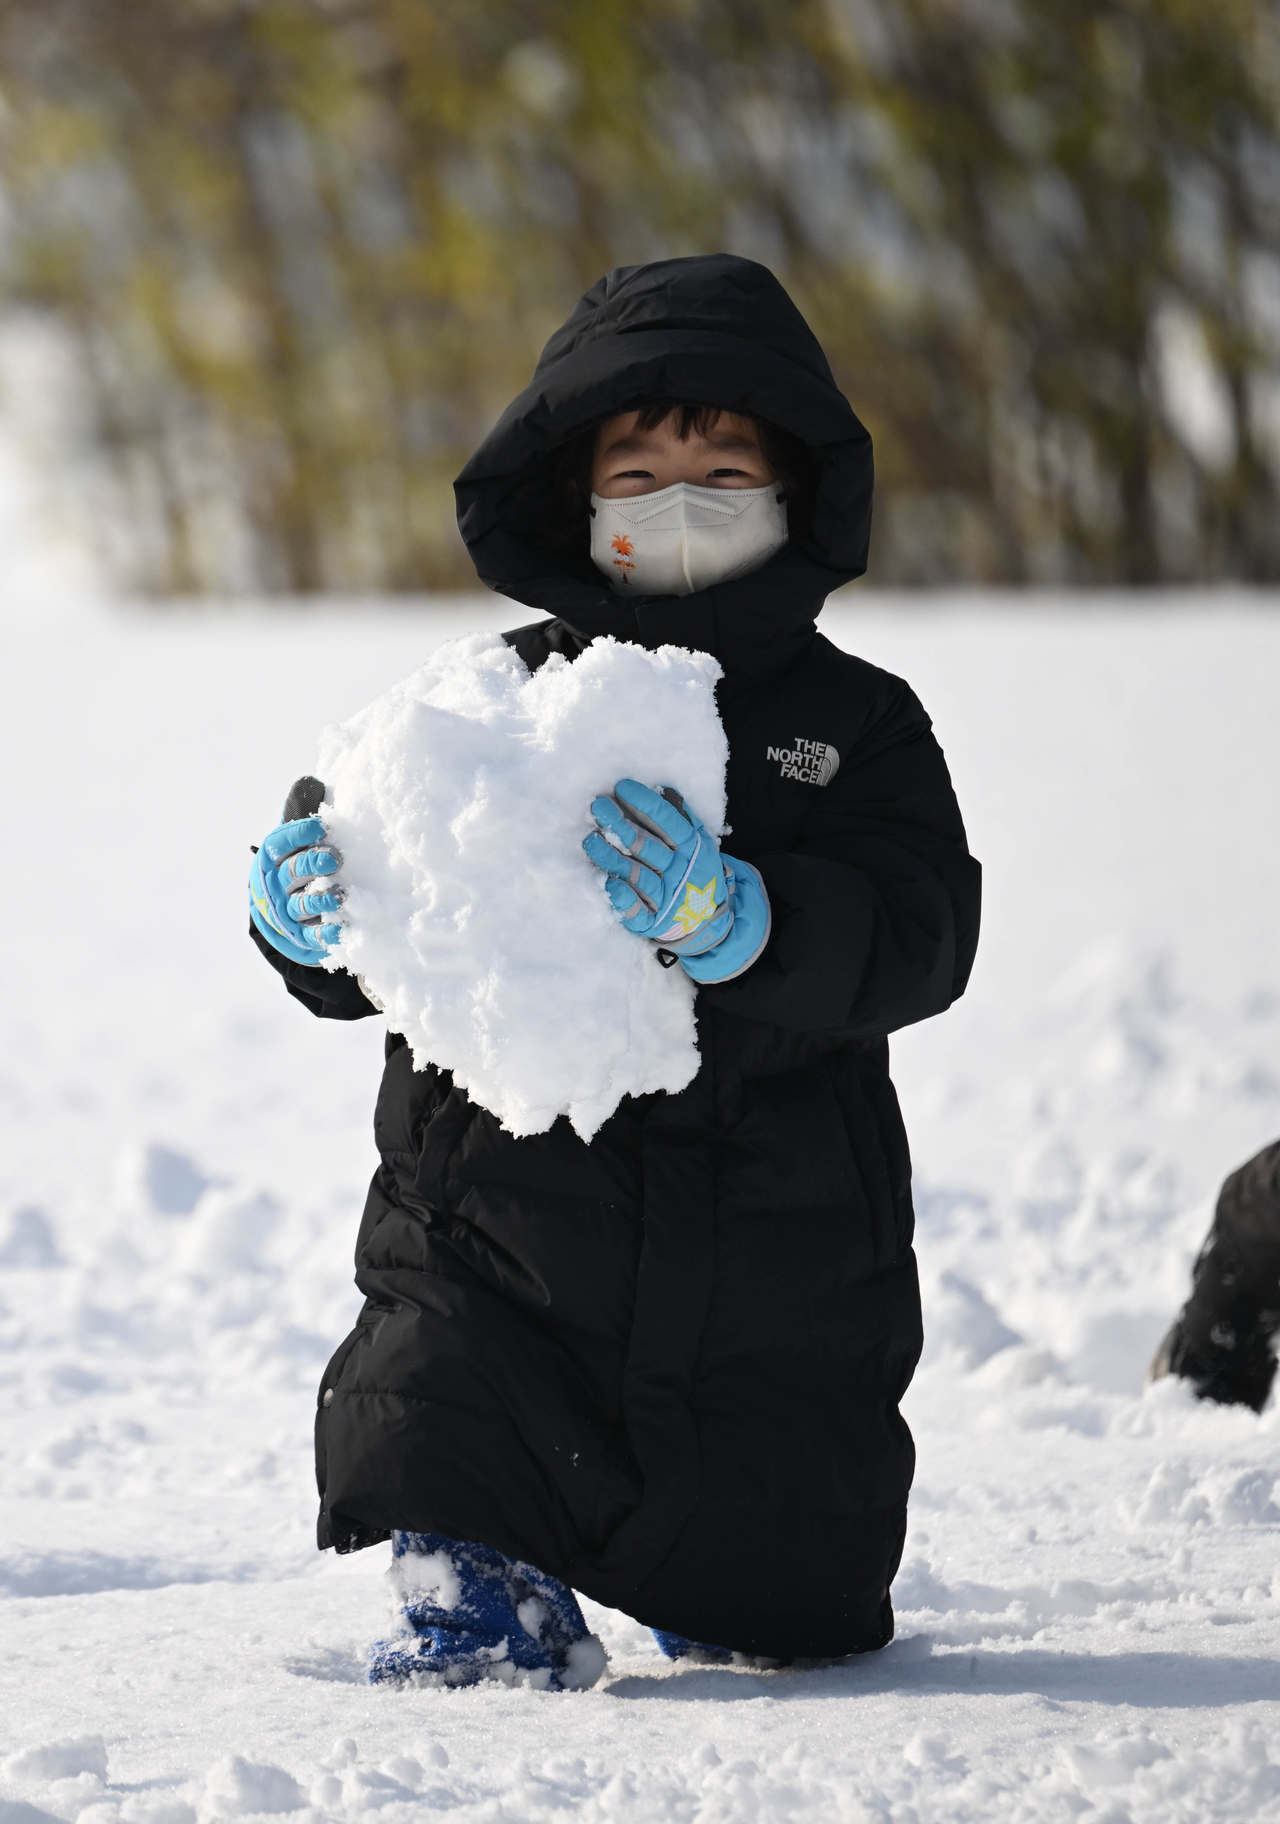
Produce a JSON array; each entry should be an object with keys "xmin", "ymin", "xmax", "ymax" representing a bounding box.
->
[{"xmin": 3, "ymin": 589, "xmax": 1280, "ymax": 1823}]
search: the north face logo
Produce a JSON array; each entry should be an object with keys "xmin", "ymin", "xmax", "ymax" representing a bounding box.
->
[{"xmin": 766, "ymin": 737, "xmax": 840, "ymax": 786}]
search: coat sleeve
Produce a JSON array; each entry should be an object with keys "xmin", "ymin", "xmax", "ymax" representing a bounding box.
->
[
  {"xmin": 248, "ymin": 919, "xmax": 381, "ymax": 1022},
  {"xmin": 702, "ymin": 676, "xmax": 981, "ymax": 1036}
]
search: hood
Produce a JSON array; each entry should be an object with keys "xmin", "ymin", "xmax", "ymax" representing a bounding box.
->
[{"xmin": 453, "ymin": 254, "xmax": 873, "ymax": 680}]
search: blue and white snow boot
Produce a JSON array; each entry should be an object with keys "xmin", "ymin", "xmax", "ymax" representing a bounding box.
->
[
  {"xmin": 653, "ymin": 1628, "xmax": 793, "ymax": 1669},
  {"xmin": 652, "ymin": 1628, "xmax": 734, "ymax": 1664},
  {"xmin": 368, "ymin": 1531, "xmax": 607, "ymax": 1691}
]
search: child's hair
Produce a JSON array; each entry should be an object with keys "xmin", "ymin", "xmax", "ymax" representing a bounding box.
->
[{"xmin": 542, "ymin": 401, "xmax": 818, "ymax": 554}]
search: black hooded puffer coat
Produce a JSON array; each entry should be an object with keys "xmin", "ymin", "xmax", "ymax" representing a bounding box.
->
[{"xmin": 252, "ymin": 255, "xmax": 981, "ymax": 1659}]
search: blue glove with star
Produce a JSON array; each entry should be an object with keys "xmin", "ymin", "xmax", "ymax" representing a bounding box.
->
[
  {"xmin": 249, "ymin": 798, "xmax": 344, "ymax": 968},
  {"xmin": 583, "ymin": 779, "xmax": 771, "ymax": 985}
]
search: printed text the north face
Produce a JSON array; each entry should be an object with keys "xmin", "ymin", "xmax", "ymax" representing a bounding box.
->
[{"xmin": 766, "ymin": 738, "xmax": 840, "ymax": 786}]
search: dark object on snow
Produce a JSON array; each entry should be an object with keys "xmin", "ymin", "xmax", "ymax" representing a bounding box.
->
[
  {"xmin": 250, "ymin": 255, "xmax": 982, "ymax": 1661},
  {"xmin": 1148, "ymin": 1139, "xmax": 1280, "ymax": 1412}
]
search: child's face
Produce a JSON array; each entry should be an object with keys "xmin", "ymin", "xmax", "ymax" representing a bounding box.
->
[{"xmin": 591, "ymin": 409, "xmax": 775, "ymax": 498}]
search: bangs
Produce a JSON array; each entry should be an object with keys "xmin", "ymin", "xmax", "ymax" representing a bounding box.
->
[{"xmin": 632, "ymin": 402, "xmax": 730, "ymax": 441}]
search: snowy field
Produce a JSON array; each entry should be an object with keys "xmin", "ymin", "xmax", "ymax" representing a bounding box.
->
[{"xmin": 3, "ymin": 587, "xmax": 1280, "ymax": 1822}]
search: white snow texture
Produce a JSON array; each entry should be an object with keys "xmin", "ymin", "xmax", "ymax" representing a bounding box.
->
[{"xmin": 317, "ymin": 632, "xmax": 726, "ymax": 1138}]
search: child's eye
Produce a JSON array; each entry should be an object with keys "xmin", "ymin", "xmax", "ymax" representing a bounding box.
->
[{"xmin": 709, "ymin": 468, "xmax": 746, "ymax": 478}]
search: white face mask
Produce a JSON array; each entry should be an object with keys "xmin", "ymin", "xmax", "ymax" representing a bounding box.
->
[{"xmin": 590, "ymin": 481, "xmax": 789, "ymax": 597}]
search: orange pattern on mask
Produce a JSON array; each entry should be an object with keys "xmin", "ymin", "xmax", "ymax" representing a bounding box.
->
[{"xmin": 610, "ymin": 531, "xmax": 636, "ymax": 585}]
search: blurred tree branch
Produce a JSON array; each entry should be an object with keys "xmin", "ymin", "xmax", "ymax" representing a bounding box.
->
[{"xmin": 0, "ymin": 0, "xmax": 1276, "ymax": 593}]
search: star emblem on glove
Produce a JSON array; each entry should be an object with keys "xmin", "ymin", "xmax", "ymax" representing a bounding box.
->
[
  {"xmin": 671, "ymin": 877, "xmax": 720, "ymax": 934},
  {"xmin": 252, "ymin": 885, "xmax": 289, "ymax": 940}
]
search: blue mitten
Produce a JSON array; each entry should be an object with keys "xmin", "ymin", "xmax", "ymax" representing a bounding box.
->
[
  {"xmin": 249, "ymin": 814, "xmax": 343, "ymax": 967},
  {"xmin": 583, "ymin": 779, "xmax": 770, "ymax": 985}
]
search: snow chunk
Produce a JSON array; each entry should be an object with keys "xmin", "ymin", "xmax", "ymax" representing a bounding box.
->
[
  {"xmin": 201, "ymin": 1757, "xmax": 303, "ymax": 1818},
  {"xmin": 561, "ymin": 1632, "xmax": 609, "ymax": 1691},
  {"xmin": 119, "ymin": 1802, "xmax": 196, "ymax": 1824},
  {"xmin": 317, "ymin": 632, "xmax": 727, "ymax": 1138},
  {"xmin": 0, "ymin": 1206, "xmax": 62, "ymax": 1268},
  {"xmin": 902, "ymin": 1732, "xmax": 966, "ymax": 1776},
  {"xmin": 1126, "ymin": 1456, "xmax": 1280, "ymax": 1528},
  {"xmin": 387, "ymin": 1543, "xmax": 462, "ymax": 1612},
  {"xmin": 1066, "ymin": 1725, "xmax": 1173, "ymax": 1789},
  {"xmin": 175, "ymin": 1191, "xmax": 280, "ymax": 1278},
  {"xmin": 920, "ymin": 1270, "xmax": 1022, "ymax": 1370},
  {"xmin": 0, "ymin": 1803, "xmax": 62, "ymax": 1824},
  {"xmin": 115, "ymin": 1144, "xmax": 211, "ymax": 1217},
  {"xmin": 44, "ymin": 1773, "xmax": 106, "ymax": 1815},
  {"xmin": 3, "ymin": 1737, "xmax": 107, "ymax": 1783}
]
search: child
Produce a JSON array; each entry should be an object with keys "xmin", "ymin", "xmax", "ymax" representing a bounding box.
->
[
  {"xmin": 249, "ymin": 254, "xmax": 982, "ymax": 1683},
  {"xmin": 1149, "ymin": 1138, "xmax": 1280, "ymax": 1412}
]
